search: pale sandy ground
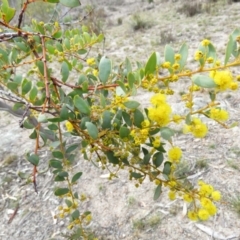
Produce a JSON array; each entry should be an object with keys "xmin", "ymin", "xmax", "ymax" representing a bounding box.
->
[{"xmin": 1, "ymin": 1, "xmax": 240, "ymax": 240}]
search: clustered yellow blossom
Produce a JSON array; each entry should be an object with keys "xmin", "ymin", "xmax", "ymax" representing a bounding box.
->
[
  {"xmin": 111, "ymin": 95, "xmax": 128, "ymax": 109},
  {"xmin": 209, "ymin": 108, "xmax": 229, "ymax": 121},
  {"xmin": 93, "ymin": 69, "xmax": 98, "ymax": 77},
  {"xmin": 172, "ymin": 114, "xmax": 182, "ymax": 124},
  {"xmin": 65, "ymin": 121, "xmax": 74, "ymax": 132},
  {"xmin": 86, "ymin": 58, "xmax": 95, "ymax": 66},
  {"xmin": 130, "ymin": 127, "xmax": 149, "ymax": 145},
  {"xmin": 148, "ymin": 93, "xmax": 172, "ymax": 126},
  {"xmin": 168, "ymin": 190, "xmax": 176, "ymax": 200},
  {"xmin": 194, "ymin": 50, "xmax": 204, "ymax": 61},
  {"xmin": 152, "ymin": 136, "xmax": 161, "ymax": 148},
  {"xmin": 187, "ymin": 181, "xmax": 221, "ymax": 221},
  {"xmin": 210, "ymin": 70, "xmax": 238, "ymax": 91},
  {"xmin": 201, "ymin": 39, "xmax": 211, "ymax": 47},
  {"xmin": 183, "ymin": 117, "xmax": 208, "ymax": 138},
  {"xmin": 168, "ymin": 146, "xmax": 182, "ymax": 163},
  {"xmin": 161, "ymin": 61, "xmax": 171, "ymax": 69}
]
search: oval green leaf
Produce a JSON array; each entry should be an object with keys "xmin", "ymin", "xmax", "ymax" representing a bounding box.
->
[
  {"xmin": 71, "ymin": 172, "xmax": 83, "ymax": 183},
  {"xmin": 153, "ymin": 152, "xmax": 164, "ymax": 168},
  {"xmin": 59, "ymin": 0, "xmax": 81, "ymax": 7},
  {"xmin": 99, "ymin": 56, "xmax": 111, "ymax": 84},
  {"xmin": 27, "ymin": 154, "xmax": 39, "ymax": 166},
  {"xmin": 85, "ymin": 122, "xmax": 98, "ymax": 139},
  {"xmin": 54, "ymin": 188, "xmax": 69, "ymax": 196},
  {"xmin": 61, "ymin": 61, "xmax": 69, "ymax": 83},
  {"xmin": 145, "ymin": 52, "xmax": 157, "ymax": 76},
  {"xmin": 74, "ymin": 95, "xmax": 90, "ymax": 115},
  {"xmin": 123, "ymin": 100, "xmax": 140, "ymax": 109},
  {"xmin": 192, "ymin": 74, "xmax": 217, "ymax": 88},
  {"xmin": 153, "ymin": 184, "xmax": 162, "ymax": 200},
  {"xmin": 119, "ymin": 126, "xmax": 130, "ymax": 138}
]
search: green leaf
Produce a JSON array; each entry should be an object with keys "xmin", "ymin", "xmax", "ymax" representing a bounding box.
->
[
  {"xmin": 125, "ymin": 57, "xmax": 132, "ymax": 74},
  {"xmin": 85, "ymin": 122, "xmax": 98, "ymax": 139},
  {"xmin": 65, "ymin": 199, "xmax": 72, "ymax": 207},
  {"xmin": 52, "ymin": 151, "xmax": 64, "ymax": 159},
  {"xmin": 145, "ymin": 52, "xmax": 157, "ymax": 76},
  {"xmin": 29, "ymin": 129, "xmax": 37, "ymax": 139},
  {"xmin": 105, "ymin": 151, "xmax": 119, "ymax": 164},
  {"xmin": 54, "ymin": 188, "xmax": 69, "ymax": 196},
  {"xmin": 49, "ymin": 159, "xmax": 63, "ymax": 169},
  {"xmin": 15, "ymin": 42, "xmax": 29, "ymax": 52},
  {"xmin": 153, "ymin": 184, "xmax": 162, "ymax": 200},
  {"xmin": 100, "ymin": 93, "xmax": 106, "ymax": 107},
  {"xmin": 71, "ymin": 172, "xmax": 82, "ymax": 183},
  {"xmin": 7, "ymin": 82, "xmax": 18, "ymax": 92},
  {"xmin": 133, "ymin": 109, "xmax": 144, "ymax": 128},
  {"xmin": 131, "ymin": 172, "xmax": 143, "ymax": 179},
  {"xmin": 224, "ymin": 35, "xmax": 234, "ymax": 65},
  {"xmin": 185, "ymin": 113, "xmax": 192, "ymax": 125},
  {"xmin": 127, "ymin": 72, "xmax": 135, "ymax": 89},
  {"xmin": 179, "ymin": 43, "xmax": 188, "ymax": 71},
  {"xmin": 59, "ymin": 0, "xmax": 81, "ymax": 7},
  {"xmin": 71, "ymin": 209, "xmax": 80, "ymax": 220},
  {"xmin": 122, "ymin": 111, "xmax": 132, "ymax": 126},
  {"xmin": 160, "ymin": 127, "xmax": 175, "ymax": 141},
  {"xmin": 36, "ymin": 61, "xmax": 44, "ymax": 76},
  {"xmin": 192, "ymin": 74, "xmax": 217, "ymax": 88},
  {"xmin": 153, "ymin": 152, "xmax": 163, "ymax": 168},
  {"xmin": 116, "ymin": 80, "xmax": 127, "ymax": 93},
  {"xmin": 99, "ymin": 56, "xmax": 111, "ymax": 84},
  {"xmin": 0, "ymin": 0, "xmax": 16, "ymax": 23},
  {"xmin": 48, "ymin": 123, "xmax": 58, "ymax": 131},
  {"xmin": 74, "ymin": 95, "xmax": 90, "ymax": 115},
  {"xmin": 45, "ymin": 0, "xmax": 59, "ymax": 3},
  {"xmin": 163, "ymin": 161, "xmax": 172, "ymax": 176},
  {"xmin": 21, "ymin": 79, "xmax": 32, "ymax": 95},
  {"xmin": 66, "ymin": 144, "xmax": 79, "ymax": 154},
  {"xmin": 29, "ymin": 86, "xmax": 38, "ymax": 101},
  {"xmin": 61, "ymin": 61, "xmax": 69, "ymax": 83},
  {"xmin": 123, "ymin": 100, "xmax": 140, "ymax": 109},
  {"xmin": 60, "ymin": 105, "xmax": 69, "ymax": 120},
  {"xmin": 102, "ymin": 110, "xmax": 113, "ymax": 129},
  {"xmin": 207, "ymin": 43, "xmax": 217, "ymax": 61},
  {"xmin": 23, "ymin": 120, "xmax": 34, "ymax": 129},
  {"xmin": 27, "ymin": 154, "xmax": 39, "ymax": 166},
  {"xmin": 54, "ymin": 175, "xmax": 65, "ymax": 182},
  {"xmin": 119, "ymin": 126, "xmax": 130, "ymax": 138},
  {"xmin": 164, "ymin": 44, "xmax": 175, "ymax": 65},
  {"xmin": 53, "ymin": 30, "xmax": 62, "ymax": 39},
  {"xmin": 48, "ymin": 117, "xmax": 62, "ymax": 123},
  {"xmin": 37, "ymin": 113, "xmax": 48, "ymax": 123}
]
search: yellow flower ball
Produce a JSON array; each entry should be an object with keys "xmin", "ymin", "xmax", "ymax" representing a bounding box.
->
[
  {"xmin": 168, "ymin": 191, "xmax": 176, "ymax": 200},
  {"xmin": 211, "ymin": 191, "xmax": 221, "ymax": 201},
  {"xmin": 65, "ymin": 121, "xmax": 74, "ymax": 132},
  {"xmin": 168, "ymin": 147, "xmax": 182, "ymax": 163},
  {"xmin": 183, "ymin": 193, "xmax": 193, "ymax": 203},
  {"xmin": 198, "ymin": 208, "xmax": 210, "ymax": 221},
  {"xmin": 187, "ymin": 211, "xmax": 198, "ymax": 221}
]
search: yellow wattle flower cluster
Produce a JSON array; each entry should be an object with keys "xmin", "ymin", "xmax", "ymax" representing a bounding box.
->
[
  {"xmin": 111, "ymin": 95, "xmax": 128, "ymax": 109},
  {"xmin": 86, "ymin": 58, "xmax": 96, "ymax": 66},
  {"xmin": 187, "ymin": 181, "xmax": 221, "ymax": 221},
  {"xmin": 148, "ymin": 93, "xmax": 172, "ymax": 127},
  {"xmin": 209, "ymin": 108, "xmax": 229, "ymax": 121},
  {"xmin": 65, "ymin": 121, "xmax": 74, "ymax": 132},
  {"xmin": 168, "ymin": 146, "xmax": 182, "ymax": 163},
  {"xmin": 130, "ymin": 128, "xmax": 149, "ymax": 145},
  {"xmin": 210, "ymin": 70, "xmax": 238, "ymax": 91},
  {"xmin": 183, "ymin": 117, "xmax": 208, "ymax": 138}
]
